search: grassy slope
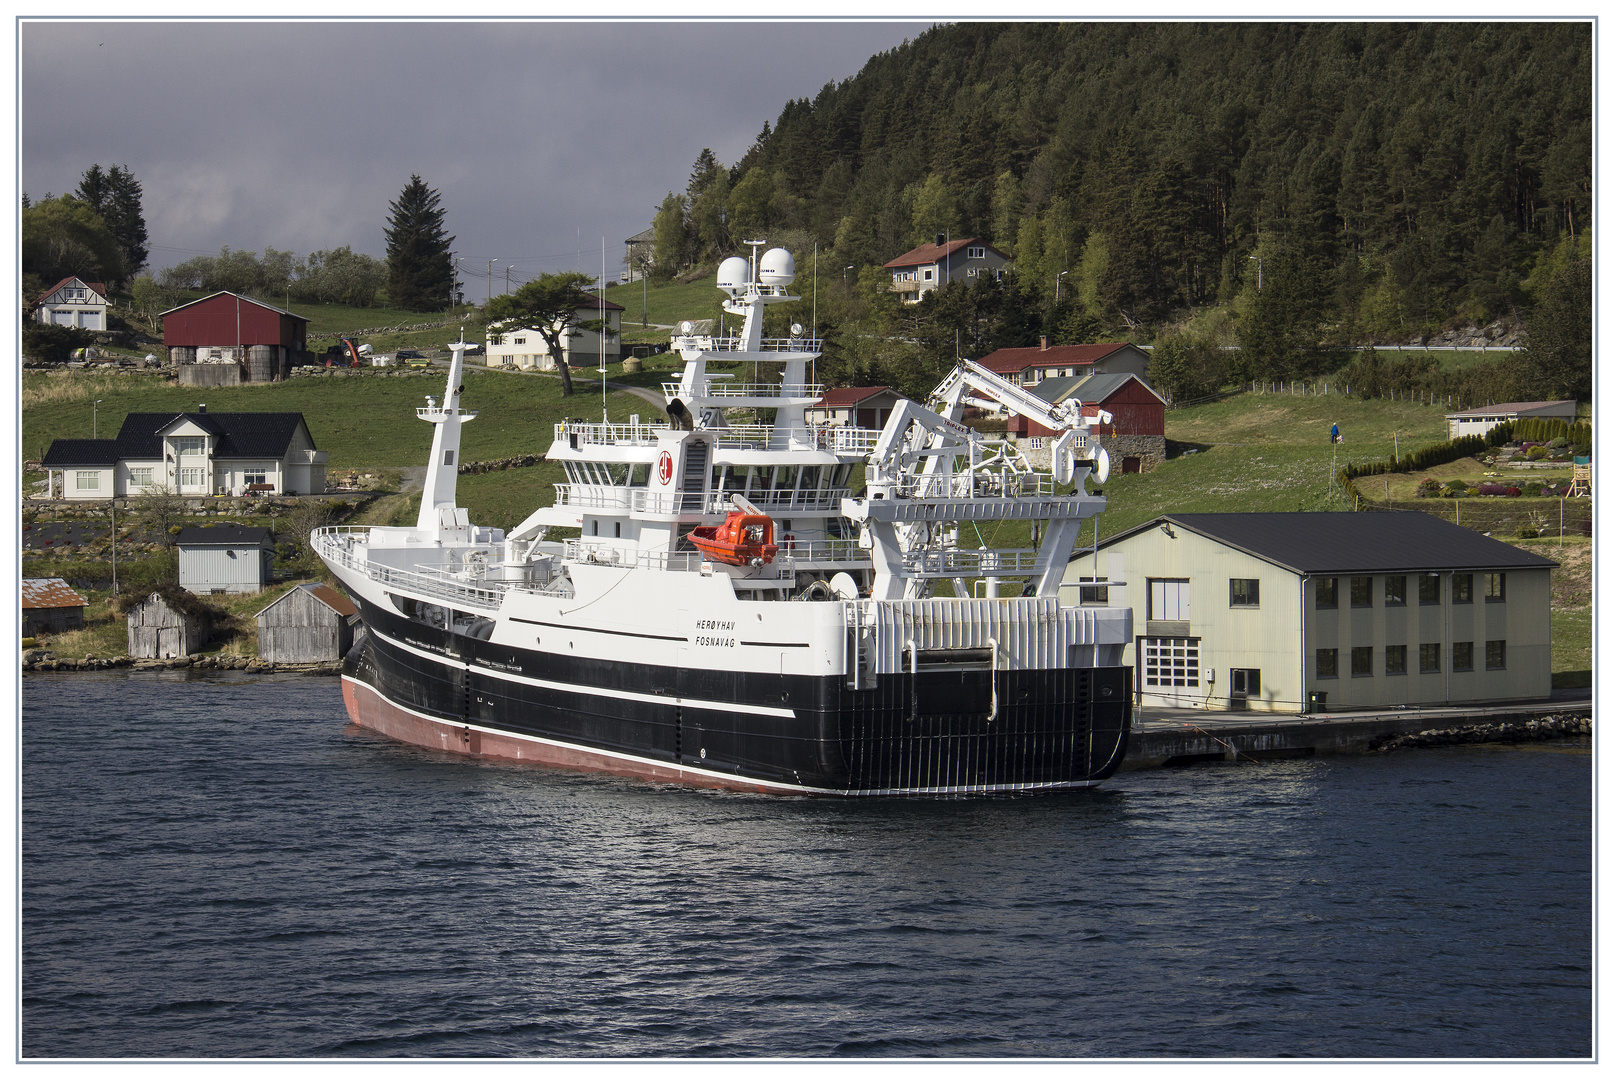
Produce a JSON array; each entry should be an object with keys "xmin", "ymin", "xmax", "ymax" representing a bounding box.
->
[{"xmin": 23, "ymin": 367, "xmax": 657, "ymax": 470}]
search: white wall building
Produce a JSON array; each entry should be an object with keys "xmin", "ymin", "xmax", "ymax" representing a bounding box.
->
[
  {"xmin": 1064, "ymin": 512, "xmax": 1556, "ymax": 714},
  {"xmin": 487, "ymin": 293, "xmax": 624, "ymax": 371},
  {"xmin": 35, "ymin": 276, "xmax": 108, "ymax": 331},
  {"xmin": 42, "ymin": 408, "xmax": 326, "ymax": 500}
]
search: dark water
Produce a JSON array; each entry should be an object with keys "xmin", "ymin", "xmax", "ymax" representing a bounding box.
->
[{"xmin": 22, "ymin": 673, "xmax": 1591, "ymax": 1059}]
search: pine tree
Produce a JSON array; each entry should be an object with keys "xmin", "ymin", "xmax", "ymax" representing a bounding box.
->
[
  {"xmin": 384, "ymin": 175, "xmax": 455, "ymax": 311},
  {"xmin": 75, "ymin": 164, "xmax": 147, "ymax": 282}
]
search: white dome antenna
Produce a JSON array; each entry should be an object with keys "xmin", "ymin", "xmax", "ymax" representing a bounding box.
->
[
  {"xmin": 716, "ymin": 256, "xmax": 751, "ymax": 296},
  {"xmin": 759, "ymin": 248, "xmax": 796, "ymax": 287}
]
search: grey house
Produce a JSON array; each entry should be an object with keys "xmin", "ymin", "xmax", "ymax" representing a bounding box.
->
[
  {"xmin": 127, "ymin": 591, "xmax": 216, "ymax": 658},
  {"xmin": 176, "ymin": 525, "xmax": 276, "ymax": 594},
  {"xmin": 1063, "ymin": 512, "xmax": 1556, "ymax": 714},
  {"xmin": 256, "ymin": 583, "xmax": 359, "ymax": 663},
  {"xmin": 883, "ymin": 237, "xmax": 1011, "ymax": 303}
]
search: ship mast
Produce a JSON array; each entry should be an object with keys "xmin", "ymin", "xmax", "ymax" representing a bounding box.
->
[{"xmin": 415, "ymin": 338, "xmax": 478, "ymax": 535}]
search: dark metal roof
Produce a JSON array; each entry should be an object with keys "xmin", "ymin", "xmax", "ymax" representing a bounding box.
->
[
  {"xmin": 41, "ymin": 439, "xmax": 118, "ymax": 466},
  {"xmin": 1032, "ymin": 372, "xmax": 1164, "ymax": 406},
  {"xmin": 175, "ymin": 525, "xmax": 274, "ymax": 547},
  {"xmin": 1099, "ymin": 512, "xmax": 1559, "ymax": 574},
  {"xmin": 115, "ymin": 412, "xmax": 313, "ymax": 460}
]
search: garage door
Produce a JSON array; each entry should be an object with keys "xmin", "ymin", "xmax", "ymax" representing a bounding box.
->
[{"xmin": 51, "ymin": 309, "xmax": 75, "ymax": 326}]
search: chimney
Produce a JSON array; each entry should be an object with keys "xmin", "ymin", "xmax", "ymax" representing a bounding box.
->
[
  {"xmin": 1040, "ymin": 337, "xmax": 1048, "ymax": 351},
  {"xmin": 198, "ymin": 403, "xmax": 206, "ymax": 414},
  {"xmin": 935, "ymin": 233, "xmax": 946, "ymax": 248}
]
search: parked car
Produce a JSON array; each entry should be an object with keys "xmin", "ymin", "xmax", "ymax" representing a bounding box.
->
[
  {"xmin": 461, "ymin": 343, "xmax": 485, "ymax": 355},
  {"xmin": 396, "ymin": 349, "xmax": 425, "ymax": 360}
]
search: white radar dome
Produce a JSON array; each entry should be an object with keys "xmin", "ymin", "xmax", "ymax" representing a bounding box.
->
[
  {"xmin": 716, "ymin": 256, "xmax": 751, "ymax": 294},
  {"xmin": 758, "ymin": 248, "xmax": 796, "ymax": 286}
]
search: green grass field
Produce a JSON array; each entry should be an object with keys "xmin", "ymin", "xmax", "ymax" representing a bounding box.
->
[{"xmin": 23, "ymin": 367, "xmax": 656, "ymax": 470}]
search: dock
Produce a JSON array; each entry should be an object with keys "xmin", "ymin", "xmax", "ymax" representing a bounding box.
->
[{"xmin": 1122, "ymin": 690, "xmax": 1592, "ymax": 770}]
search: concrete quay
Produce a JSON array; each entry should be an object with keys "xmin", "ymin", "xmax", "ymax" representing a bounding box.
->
[{"xmin": 1122, "ymin": 689, "xmax": 1592, "ymax": 770}]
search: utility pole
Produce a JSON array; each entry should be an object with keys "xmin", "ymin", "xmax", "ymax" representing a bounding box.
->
[{"xmin": 487, "ymin": 260, "xmax": 500, "ymax": 306}]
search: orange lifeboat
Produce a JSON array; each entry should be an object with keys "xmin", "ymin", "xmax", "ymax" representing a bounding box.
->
[{"xmin": 690, "ymin": 497, "xmax": 779, "ymax": 567}]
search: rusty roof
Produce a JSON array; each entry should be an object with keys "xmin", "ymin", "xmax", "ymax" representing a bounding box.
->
[{"xmin": 22, "ymin": 578, "xmax": 88, "ymax": 610}]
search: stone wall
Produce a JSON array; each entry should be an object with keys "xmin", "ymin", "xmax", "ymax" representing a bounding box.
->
[{"xmin": 1015, "ymin": 433, "xmax": 1166, "ymax": 473}]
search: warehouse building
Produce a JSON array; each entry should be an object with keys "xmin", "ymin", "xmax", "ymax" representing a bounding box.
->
[{"xmin": 1062, "ymin": 512, "xmax": 1556, "ymax": 713}]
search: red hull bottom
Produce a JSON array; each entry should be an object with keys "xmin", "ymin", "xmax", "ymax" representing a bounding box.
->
[{"xmin": 340, "ymin": 675, "xmax": 800, "ymax": 795}]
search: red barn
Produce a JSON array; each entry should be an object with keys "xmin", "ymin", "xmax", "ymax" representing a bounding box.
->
[
  {"xmin": 976, "ymin": 340, "xmax": 1152, "ymax": 386},
  {"xmin": 161, "ymin": 291, "xmax": 310, "ymax": 381},
  {"xmin": 1010, "ymin": 372, "xmax": 1167, "ymax": 473}
]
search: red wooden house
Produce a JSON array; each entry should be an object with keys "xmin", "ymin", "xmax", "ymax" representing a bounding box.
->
[{"xmin": 1010, "ymin": 372, "xmax": 1167, "ymax": 473}]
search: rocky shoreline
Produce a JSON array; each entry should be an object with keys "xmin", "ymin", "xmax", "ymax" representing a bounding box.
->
[
  {"xmin": 1372, "ymin": 713, "xmax": 1591, "ymax": 751},
  {"xmin": 22, "ymin": 650, "xmax": 341, "ymax": 676}
]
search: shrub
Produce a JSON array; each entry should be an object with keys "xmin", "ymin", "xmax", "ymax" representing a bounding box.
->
[
  {"xmin": 1416, "ymin": 478, "xmax": 1442, "ymax": 498},
  {"xmin": 1527, "ymin": 446, "xmax": 1548, "ymax": 460},
  {"xmin": 1518, "ymin": 525, "xmax": 1539, "ymax": 539},
  {"xmin": 1442, "ymin": 480, "xmax": 1469, "ymax": 497}
]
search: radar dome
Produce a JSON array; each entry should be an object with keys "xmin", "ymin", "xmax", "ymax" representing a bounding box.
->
[
  {"xmin": 716, "ymin": 256, "xmax": 751, "ymax": 294},
  {"xmin": 758, "ymin": 248, "xmax": 796, "ymax": 286}
]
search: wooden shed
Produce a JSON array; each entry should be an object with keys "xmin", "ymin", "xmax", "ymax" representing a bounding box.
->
[
  {"xmin": 126, "ymin": 589, "xmax": 218, "ymax": 658},
  {"xmin": 22, "ymin": 578, "xmax": 87, "ymax": 636},
  {"xmin": 255, "ymin": 583, "xmax": 360, "ymax": 664}
]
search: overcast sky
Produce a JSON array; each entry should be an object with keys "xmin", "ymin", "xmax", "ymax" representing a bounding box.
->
[{"xmin": 20, "ymin": 19, "xmax": 931, "ymax": 293}]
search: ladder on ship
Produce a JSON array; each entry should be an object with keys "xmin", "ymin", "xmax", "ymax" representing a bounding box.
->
[{"xmin": 682, "ymin": 440, "xmax": 710, "ymax": 508}]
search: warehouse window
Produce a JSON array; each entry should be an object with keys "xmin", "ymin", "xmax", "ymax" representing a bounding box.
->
[
  {"xmin": 1385, "ymin": 645, "xmax": 1407, "ymax": 675},
  {"xmin": 1420, "ymin": 643, "xmax": 1441, "ymax": 673},
  {"xmin": 1351, "ymin": 646, "xmax": 1373, "ymax": 677},
  {"xmin": 1316, "ymin": 577, "xmax": 1338, "ymax": 608},
  {"xmin": 1486, "ymin": 640, "xmax": 1507, "ymax": 670},
  {"xmin": 1229, "ymin": 578, "xmax": 1260, "ymax": 607},
  {"xmin": 1485, "ymin": 573, "xmax": 1506, "ymax": 602},
  {"xmin": 1384, "ymin": 575, "xmax": 1407, "ymax": 606},
  {"xmin": 1419, "ymin": 574, "xmax": 1441, "ymax": 605},
  {"xmin": 1316, "ymin": 648, "xmax": 1338, "ymax": 679},
  {"xmin": 1351, "ymin": 576, "xmax": 1372, "ymax": 607},
  {"xmin": 1453, "ymin": 642, "xmax": 1474, "ymax": 671},
  {"xmin": 1453, "ymin": 574, "xmax": 1473, "ymax": 603},
  {"xmin": 1076, "ymin": 577, "xmax": 1109, "ymax": 604}
]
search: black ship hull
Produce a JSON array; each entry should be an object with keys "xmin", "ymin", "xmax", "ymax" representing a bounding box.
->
[{"xmin": 343, "ymin": 598, "xmax": 1131, "ymax": 795}]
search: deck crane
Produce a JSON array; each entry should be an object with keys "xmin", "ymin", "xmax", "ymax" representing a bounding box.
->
[{"xmin": 845, "ymin": 358, "xmax": 1114, "ymax": 601}]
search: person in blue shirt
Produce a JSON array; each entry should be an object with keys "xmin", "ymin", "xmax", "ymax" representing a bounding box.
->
[{"xmin": 1330, "ymin": 422, "xmax": 1339, "ymax": 444}]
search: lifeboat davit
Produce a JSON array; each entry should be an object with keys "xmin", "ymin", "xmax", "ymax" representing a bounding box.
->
[{"xmin": 690, "ymin": 496, "xmax": 779, "ymax": 567}]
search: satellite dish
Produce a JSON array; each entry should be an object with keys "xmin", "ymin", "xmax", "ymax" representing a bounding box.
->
[
  {"xmin": 1094, "ymin": 447, "xmax": 1111, "ymax": 485},
  {"xmin": 829, "ymin": 572, "xmax": 860, "ymax": 601}
]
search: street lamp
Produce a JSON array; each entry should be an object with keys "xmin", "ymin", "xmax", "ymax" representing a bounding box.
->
[
  {"xmin": 844, "ymin": 264, "xmax": 855, "ymax": 286},
  {"xmin": 1248, "ymin": 254, "xmax": 1263, "ymax": 292},
  {"xmin": 93, "ymin": 399, "xmax": 102, "ymax": 440},
  {"xmin": 1055, "ymin": 270, "xmax": 1069, "ymax": 306},
  {"xmin": 486, "ymin": 260, "xmax": 500, "ymax": 306}
]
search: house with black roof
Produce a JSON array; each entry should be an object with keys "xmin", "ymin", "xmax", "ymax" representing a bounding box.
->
[
  {"xmin": 176, "ymin": 525, "xmax": 276, "ymax": 594},
  {"xmin": 40, "ymin": 406, "xmax": 326, "ymax": 500},
  {"xmin": 1060, "ymin": 512, "xmax": 1556, "ymax": 714}
]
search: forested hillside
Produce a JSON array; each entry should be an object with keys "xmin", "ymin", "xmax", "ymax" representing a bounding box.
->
[{"xmin": 652, "ymin": 23, "xmax": 1590, "ymax": 400}]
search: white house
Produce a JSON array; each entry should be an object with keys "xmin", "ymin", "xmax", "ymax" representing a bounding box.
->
[
  {"xmin": 1445, "ymin": 400, "xmax": 1579, "ymax": 440},
  {"xmin": 35, "ymin": 276, "xmax": 108, "ymax": 331},
  {"xmin": 41, "ymin": 407, "xmax": 326, "ymax": 500},
  {"xmin": 487, "ymin": 292, "xmax": 625, "ymax": 371},
  {"xmin": 1065, "ymin": 512, "xmax": 1557, "ymax": 714}
]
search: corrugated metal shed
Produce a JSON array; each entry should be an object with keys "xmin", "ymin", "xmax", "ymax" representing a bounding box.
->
[
  {"xmin": 177, "ymin": 525, "xmax": 275, "ymax": 594},
  {"xmin": 160, "ymin": 291, "xmax": 308, "ymax": 349}
]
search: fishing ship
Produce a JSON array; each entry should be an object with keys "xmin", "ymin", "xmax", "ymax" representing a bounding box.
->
[{"xmin": 313, "ymin": 246, "xmax": 1133, "ymax": 795}]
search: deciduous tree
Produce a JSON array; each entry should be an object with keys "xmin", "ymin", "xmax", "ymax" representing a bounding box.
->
[{"xmin": 482, "ymin": 272, "xmax": 604, "ymax": 396}]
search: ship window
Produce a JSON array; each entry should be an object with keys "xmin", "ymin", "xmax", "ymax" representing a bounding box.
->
[
  {"xmin": 776, "ymin": 465, "xmax": 798, "ymax": 495},
  {"xmin": 799, "ymin": 465, "xmax": 821, "ymax": 494},
  {"xmin": 629, "ymin": 463, "xmax": 648, "ymax": 487},
  {"xmin": 563, "ymin": 463, "xmax": 580, "ymax": 484},
  {"xmin": 607, "ymin": 463, "xmax": 630, "ymax": 485},
  {"xmin": 749, "ymin": 466, "xmax": 773, "ymax": 494}
]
